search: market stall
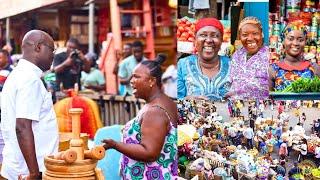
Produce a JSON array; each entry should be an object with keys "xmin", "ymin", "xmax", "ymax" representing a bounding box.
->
[
  {"xmin": 177, "ymin": 100, "xmax": 284, "ymax": 179},
  {"xmin": 269, "ymin": 0, "xmax": 320, "ymax": 97}
]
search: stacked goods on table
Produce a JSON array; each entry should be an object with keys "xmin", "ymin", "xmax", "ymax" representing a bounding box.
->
[
  {"xmin": 177, "ymin": 17, "xmax": 196, "ymax": 54},
  {"xmin": 177, "ymin": 100, "xmax": 278, "ymax": 179},
  {"xmin": 254, "ymin": 117, "xmax": 285, "ymax": 153},
  {"xmin": 176, "ymin": 17, "xmax": 232, "ymax": 55},
  {"xmin": 291, "ymin": 129, "xmax": 320, "ymax": 166},
  {"xmin": 269, "ymin": 0, "xmax": 320, "ymax": 65}
]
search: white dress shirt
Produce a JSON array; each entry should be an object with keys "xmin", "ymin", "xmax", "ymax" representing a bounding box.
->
[{"xmin": 1, "ymin": 59, "xmax": 59, "ymax": 179}]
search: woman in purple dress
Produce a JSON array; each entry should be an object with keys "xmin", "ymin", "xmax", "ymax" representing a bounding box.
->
[
  {"xmin": 228, "ymin": 17, "xmax": 269, "ymax": 100},
  {"xmin": 102, "ymin": 55, "xmax": 178, "ymax": 179}
]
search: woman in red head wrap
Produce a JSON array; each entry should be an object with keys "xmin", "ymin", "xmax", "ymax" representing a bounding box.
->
[{"xmin": 177, "ymin": 18, "xmax": 231, "ymax": 100}]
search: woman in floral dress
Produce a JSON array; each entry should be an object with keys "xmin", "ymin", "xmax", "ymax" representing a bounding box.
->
[
  {"xmin": 228, "ymin": 16, "xmax": 269, "ymax": 100},
  {"xmin": 102, "ymin": 54, "xmax": 178, "ymax": 179}
]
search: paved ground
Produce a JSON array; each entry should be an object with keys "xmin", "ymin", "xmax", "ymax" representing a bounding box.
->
[
  {"xmin": 213, "ymin": 101, "xmax": 320, "ymax": 175},
  {"xmin": 214, "ymin": 101, "xmax": 318, "ymax": 135}
]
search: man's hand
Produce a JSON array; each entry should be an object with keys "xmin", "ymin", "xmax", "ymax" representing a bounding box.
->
[
  {"xmin": 120, "ymin": 75, "xmax": 132, "ymax": 85},
  {"xmin": 63, "ymin": 56, "xmax": 74, "ymax": 67},
  {"xmin": 18, "ymin": 172, "xmax": 42, "ymax": 180}
]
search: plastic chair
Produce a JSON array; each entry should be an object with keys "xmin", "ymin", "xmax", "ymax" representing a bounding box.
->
[{"xmin": 94, "ymin": 125, "xmax": 123, "ymax": 180}]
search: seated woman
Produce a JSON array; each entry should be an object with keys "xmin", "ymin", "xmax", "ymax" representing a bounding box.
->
[
  {"xmin": 269, "ymin": 21, "xmax": 320, "ymax": 91},
  {"xmin": 81, "ymin": 52, "xmax": 106, "ymax": 92},
  {"xmin": 229, "ymin": 17, "xmax": 269, "ymax": 99},
  {"xmin": 102, "ymin": 54, "xmax": 178, "ymax": 179},
  {"xmin": 177, "ymin": 18, "xmax": 231, "ymax": 100}
]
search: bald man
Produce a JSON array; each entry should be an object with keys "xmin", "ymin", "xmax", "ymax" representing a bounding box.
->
[{"xmin": 1, "ymin": 30, "xmax": 59, "ymax": 179}]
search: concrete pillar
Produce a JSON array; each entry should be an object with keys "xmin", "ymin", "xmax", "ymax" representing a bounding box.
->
[{"xmin": 88, "ymin": 2, "xmax": 95, "ymax": 53}]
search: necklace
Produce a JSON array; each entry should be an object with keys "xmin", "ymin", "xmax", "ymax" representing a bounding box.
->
[{"xmin": 199, "ymin": 60, "xmax": 220, "ymax": 71}]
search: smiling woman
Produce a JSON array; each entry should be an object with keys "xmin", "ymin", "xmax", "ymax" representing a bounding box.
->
[
  {"xmin": 269, "ymin": 21, "xmax": 320, "ymax": 92},
  {"xmin": 177, "ymin": 18, "xmax": 231, "ymax": 100},
  {"xmin": 228, "ymin": 16, "xmax": 269, "ymax": 100}
]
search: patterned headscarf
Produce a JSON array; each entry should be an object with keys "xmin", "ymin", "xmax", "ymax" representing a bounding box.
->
[
  {"xmin": 238, "ymin": 16, "xmax": 263, "ymax": 32},
  {"xmin": 281, "ymin": 21, "xmax": 308, "ymax": 41}
]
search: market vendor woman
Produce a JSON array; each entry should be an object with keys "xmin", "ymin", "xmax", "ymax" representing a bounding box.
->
[
  {"xmin": 269, "ymin": 21, "xmax": 320, "ymax": 92},
  {"xmin": 177, "ymin": 18, "xmax": 231, "ymax": 100},
  {"xmin": 102, "ymin": 54, "xmax": 178, "ymax": 179},
  {"xmin": 228, "ymin": 16, "xmax": 269, "ymax": 100}
]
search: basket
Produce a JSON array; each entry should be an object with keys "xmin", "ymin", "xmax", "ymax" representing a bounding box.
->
[
  {"xmin": 268, "ymin": 144, "xmax": 274, "ymax": 153},
  {"xmin": 265, "ymin": 119, "xmax": 273, "ymax": 126}
]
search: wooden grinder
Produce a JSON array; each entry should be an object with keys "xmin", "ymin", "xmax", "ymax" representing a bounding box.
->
[
  {"xmin": 43, "ymin": 108, "xmax": 105, "ymax": 180},
  {"xmin": 69, "ymin": 108, "xmax": 84, "ymax": 161}
]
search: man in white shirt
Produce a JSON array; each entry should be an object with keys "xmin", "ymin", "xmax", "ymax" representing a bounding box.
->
[
  {"xmin": 243, "ymin": 126, "xmax": 254, "ymax": 149},
  {"xmin": 1, "ymin": 30, "xmax": 59, "ymax": 179},
  {"xmin": 258, "ymin": 103, "xmax": 265, "ymax": 118},
  {"xmin": 298, "ymin": 139, "xmax": 308, "ymax": 162},
  {"xmin": 161, "ymin": 64, "xmax": 177, "ymax": 99}
]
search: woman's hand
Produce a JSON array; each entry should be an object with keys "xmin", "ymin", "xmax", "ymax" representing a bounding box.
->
[{"xmin": 101, "ymin": 139, "xmax": 117, "ymax": 150}]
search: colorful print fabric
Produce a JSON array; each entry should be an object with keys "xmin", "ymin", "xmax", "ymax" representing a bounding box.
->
[
  {"xmin": 177, "ymin": 54, "xmax": 231, "ymax": 100},
  {"xmin": 120, "ymin": 108, "xmax": 178, "ymax": 180},
  {"xmin": 230, "ymin": 46, "xmax": 269, "ymax": 99},
  {"xmin": 281, "ymin": 20, "xmax": 308, "ymax": 41},
  {"xmin": 271, "ymin": 61, "xmax": 315, "ymax": 91}
]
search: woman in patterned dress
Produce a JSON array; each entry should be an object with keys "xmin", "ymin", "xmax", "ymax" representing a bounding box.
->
[
  {"xmin": 177, "ymin": 18, "xmax": 231, "ymax": 100},
  {"xmin": 269, "ymin": 21, "xmax": 320, "ymax": 92},
  {"xmin": 228, "ymin": 16, "xmax": 269, "ymax": 100},
  {"xmin": 102, "ymin": 54, "xmax": 178, "ymax": 179}
]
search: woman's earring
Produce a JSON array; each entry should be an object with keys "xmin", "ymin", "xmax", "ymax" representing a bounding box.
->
[{"xmin": 150, "ymin": 84, "xmax": 153, "ymax": 88}]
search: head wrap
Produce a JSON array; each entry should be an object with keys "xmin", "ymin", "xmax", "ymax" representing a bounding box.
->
[
  {"xmin": 195, "ymin": 18, "xmax": 224, "ymax": 34},
  {"xmin": 238, "ymin": 16, "xmax": 263, "ymax": 31},
  {"xmin": 281, "ymin": 20, "xmax": 308, "ymax": 41}
]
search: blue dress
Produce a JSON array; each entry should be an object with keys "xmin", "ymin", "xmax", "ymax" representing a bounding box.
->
[{"xmin": 177, "ymin": 55, "xmax": 231, "ymax": 100}]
